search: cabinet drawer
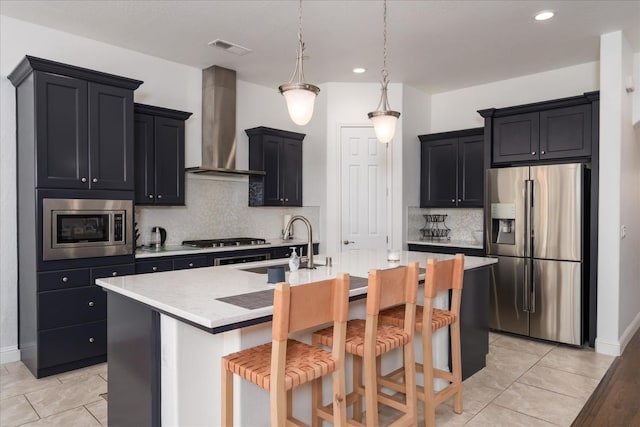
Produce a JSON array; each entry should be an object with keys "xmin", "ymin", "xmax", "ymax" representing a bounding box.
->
[
  {"xmin": 38, "ymin": 268, "xmax": 90, "ymax": 292},
  {"xmin": 91, "ymin": 263, "xmax": 136, "ymax": 284},
  {"xmin": 173, "ymin": 256, "xmax": 208, "ymax": 270},
  {"xmin": 38, "ymin": 320, "xmax": 106, "ymax": 369},
  {"xmin": 135, "ymin": 259, "xmax": 173, "ymax": 274},
  {"xmin": 39, "ymin": 287, "xmax": 106, "ymax": 330}
]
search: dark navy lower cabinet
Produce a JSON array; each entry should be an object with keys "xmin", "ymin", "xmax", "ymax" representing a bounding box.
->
[{"xmin": 39, "ymin": 321, "xmax": 107, "ymax": 369}]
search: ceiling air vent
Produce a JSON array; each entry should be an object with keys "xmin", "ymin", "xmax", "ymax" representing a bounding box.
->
[{"xmin": 207, "ymin": 39, "xmax": 252, "ymax": 56}]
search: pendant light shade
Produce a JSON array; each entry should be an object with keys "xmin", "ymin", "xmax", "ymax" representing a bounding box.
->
[
  {"xmin": 280, "ymin": 83, "xmax": 320, "ymax": 126},
  {"xmin": 369, "ymin": 110, "xmax": 400, "ymax": 143},
  {"xmin": 368, "ymin": 0, "xmax": 400, "ymax": 142},
  {"xmin": 279, "ymin": 0, "xmax": 319, "ymax": 126}
]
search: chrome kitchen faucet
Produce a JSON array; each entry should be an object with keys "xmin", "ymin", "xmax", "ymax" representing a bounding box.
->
[{"xmin": 283, "ymin": 215, "xmax": 315, "ymax": 269}]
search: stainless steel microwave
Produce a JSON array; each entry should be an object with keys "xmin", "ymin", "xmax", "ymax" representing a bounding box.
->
[{"xmin": 42, "ymin": 198, "xmax": 133, "ymax": 260}]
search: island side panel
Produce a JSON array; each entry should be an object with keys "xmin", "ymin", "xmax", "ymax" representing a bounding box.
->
[
  {"xmin": 457, "ymin": 266, "xmax": 490, "ymax": 379},
  {"xmin": 107, "ymin": 291, "xmax": 161, "ymax": 427}
]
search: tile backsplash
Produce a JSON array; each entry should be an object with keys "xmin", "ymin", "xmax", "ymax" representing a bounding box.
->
[
  {"xmin": 407, "ymin": 207, "xmax": 484, "ymax": 242},
  {"xmin": 135, "ymin": 175, "xmax": 319, "ymax": 246}
]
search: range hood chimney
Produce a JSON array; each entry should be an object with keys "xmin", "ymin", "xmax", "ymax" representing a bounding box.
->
[{"xmin": 186, "ymin": 65, "xmax": 265, "ymax": 176}]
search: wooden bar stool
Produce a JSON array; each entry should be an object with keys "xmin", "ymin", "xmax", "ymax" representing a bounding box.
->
[
  {"xmin": 312, "ymin": 262, "xmax": 419, "ymax": 426},
  {"xmin": 221, "ymin": 274, "xmax": 350, "ymax": 427},
  {"xmin": 378, "ymin": 254, "xmax": 465, "ymax": 427}
]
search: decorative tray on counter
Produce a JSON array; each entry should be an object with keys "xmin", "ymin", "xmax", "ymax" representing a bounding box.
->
[{"xmin": 420, "ymin": 214, "xmax": 451, "ymax": 241}]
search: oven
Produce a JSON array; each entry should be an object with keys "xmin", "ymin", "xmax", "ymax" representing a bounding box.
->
[
  {"xmin": 213, "ymin": 252, "xmax": 271, "ymax": 266},
  {"xmin": 42, "ymin": 198, "xmax": 133, "ymax": 260}
]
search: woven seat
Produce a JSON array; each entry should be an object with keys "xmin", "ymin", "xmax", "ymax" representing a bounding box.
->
[
  {"xmin": 314, "ymin": 319, "xmax": 410, "ymax": 357},
  {"xmin": 221, "ymin": 275, "xmax": 350, "ymax": 427},
  {"xmin": 380, "ymin": 305, "xmax": 457, "ymax": 332},
  {"xmin": 223, "ymin": 340, "xmax": 336, "ymax": 391},
  {"xmin": 312, "ymin": 263, "xmax": 419, "ymax": 427},
  {"xmin": 377, "ymin": 254, "xmax": 466, "ymax": 427}
]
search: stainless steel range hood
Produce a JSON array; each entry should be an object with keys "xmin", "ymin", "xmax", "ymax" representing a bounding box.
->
[{"xmin": 186, "ymin": 65, "xmax": 265, "ymax": 176}]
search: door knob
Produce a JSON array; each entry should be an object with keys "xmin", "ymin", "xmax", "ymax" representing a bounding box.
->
[
  {"xmin": 88, "ymin": 301, "xmax": 94, "ymax": 307},
  {"xmin": 149, "ymin": 194, "xmax": 154, "ymax": 199},
  {"xmin": 81, "ymin": 177, "xmax": 87, "ymax": 183},
  {"xmin": 157, "ymin": 195, "xmax": 163, "ymax": 199},
  {"xmin": 531, "ymin": 151, "xmax": 536, "ymax": 155},
  {"xmin": 92, "ymin": 178, "xmax": 98, "ymax": 183},
  {"xmin": 541, "ymin": 150, "xmax": 546, "ymax": 155},
  {"xmin": 343, "ymin": 240, "xmax": 355, "ymax": 245}
]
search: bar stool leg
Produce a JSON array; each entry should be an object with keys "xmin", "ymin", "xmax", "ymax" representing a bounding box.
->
[
  {"xmin": 311, "ymin": 376, "xmax": 322, "ymax": 427},
  {"xmin": 364, "ymin": 353, "xmax": 379, "ymax": 426},
  {"xmin": 221, "ymin": 362, "xmax": 233, "ymax": 427},
  {"xmin": 423, "ymin": 334, "xmax": 436, "ymax": 427},
  {"xmin": 353, "ymin": 355, "xmax": 364, "ymax": 422},
  {"xmin": 451, "ymin": 321, "xmax": 463, "ymax": 414}
]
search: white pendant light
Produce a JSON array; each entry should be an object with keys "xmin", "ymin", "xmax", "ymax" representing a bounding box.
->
[
  {"xmin": 368, "ymin": 0, "xmax": 400, "ymax": 143},
  {"xmin": 279, "ymin": 0, "xmax": 320, "ymax": 126}
]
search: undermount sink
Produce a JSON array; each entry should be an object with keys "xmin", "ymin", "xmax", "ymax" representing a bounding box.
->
[{"xmin": 240, "ymin": 262, "xmax": 321, "ymax": 274}]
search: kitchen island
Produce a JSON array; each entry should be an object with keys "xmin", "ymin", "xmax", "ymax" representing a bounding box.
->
[{"xmin": 96, "ymin": 249, "xmax": 496, "ymax": 427}]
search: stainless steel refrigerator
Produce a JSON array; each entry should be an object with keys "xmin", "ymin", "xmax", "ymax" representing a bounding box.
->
[{"xmin": 486, "ymin": 163, "xmax": 585, "ymax": 345}]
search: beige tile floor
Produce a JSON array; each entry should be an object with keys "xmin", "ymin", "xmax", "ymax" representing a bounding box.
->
[{"xmin": 0, "ymin": 332, "xmax": 614, "ymax": 426}]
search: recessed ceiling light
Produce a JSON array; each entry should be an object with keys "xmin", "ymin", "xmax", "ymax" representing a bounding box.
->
[
  {"xmin": 208, "ymin": 39, "xmax": 252, "ymax": 56},
  {"xmin": 534, "ymin": 10, "xmax": 555, "ymax": 21},
  {"xmin": 353, "ymin": 67, "xmax": 366, "ymax": 74}
]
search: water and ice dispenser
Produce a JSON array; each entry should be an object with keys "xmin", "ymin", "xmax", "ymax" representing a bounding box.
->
[{"xmin": 490, "ymin": 203, "xmax": 516, "ymax": 245}]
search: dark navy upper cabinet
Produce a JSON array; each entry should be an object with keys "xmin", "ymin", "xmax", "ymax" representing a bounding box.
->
[
  {"xmin": 9, "ymin": 56, "xmax": 143, "ymax": 191},
  {"xmin": 88, "ymin": 83, "xmax": 134, "ymax": 190},
  {"xmin": 34, "ymin": 72, "xmax": 89, "ymax": 189},
  {"xmin": 134, "ymin": 104, "xmax": 192, "ymax": 206},
  {"xmin": 480, "ymin": 93, "xmax": 596, "ymax": 166},
  {"xmin": 419, "ymin": 128, "xmax": 484, "ymax": 208},
  {"xmin": 246, "ymin": 127, "xmax": 305, "ymax": 207}
]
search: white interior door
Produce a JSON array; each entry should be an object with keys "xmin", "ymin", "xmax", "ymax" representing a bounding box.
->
[{"xmin": 340, "ymin": 126, "xmax": 388, "ymax": 252}]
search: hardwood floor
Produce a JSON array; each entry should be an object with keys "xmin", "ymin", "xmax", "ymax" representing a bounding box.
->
[{"xmin": 572, "ymin": 327, "xmax": 640, "ymax": 426}]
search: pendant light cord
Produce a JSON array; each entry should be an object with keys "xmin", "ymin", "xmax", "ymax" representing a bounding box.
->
[
  {"xmin": 287, "ymin": 0, "xmax": 306, "ymax": 84},
  {"xmin": 376, "ymin": 0, "xmax": 390, "ymax": 111}
]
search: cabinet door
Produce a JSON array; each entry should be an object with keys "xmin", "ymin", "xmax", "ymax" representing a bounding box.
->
[
  {"xmin": 88, "ymin": 83, "xmax": 134, "ymax": 190},
  {"xmin": 39, "ymin": 286, "xmax": 106, "ymax": 330},
  {"xmin": 262, "ymin": 135, "xmax": 283, "ymax": 205},
  {"xmin": 539, "ymin": 105, "xmax": 591, "ymax": 160},
  {"xmin": 134, "ymin": 113, "xmax": 155, "ymax": 205},
  {"xmin": 420, "ymin": 138, "xmax": 458, "ymax": 207},
  {"xmin": 35, "ymin": 72, "xmax": 89, "ymax": 189},
  {"xmin": 492, "ymin": 112, "xmax": 539, "ymax": 164},
  {"xmin": 154, "ymin": 116, "xmax": 185, "ymax": 205},
  {"xmin": 281, "ymin": 137, "xmax": 303, "ymax": 206},
  {"xmin": 458, "ymin": 135, "xmax": 484, "ymax": 207}
]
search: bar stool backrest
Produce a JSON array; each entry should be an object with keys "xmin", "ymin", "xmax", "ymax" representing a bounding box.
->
[
  {"xmin": 424, "ymin": 254, "xmax": 465, "ymax": 311},
  {"xmin": 366, "ymin": 262, "xmax": 419, "ymax": 316}
]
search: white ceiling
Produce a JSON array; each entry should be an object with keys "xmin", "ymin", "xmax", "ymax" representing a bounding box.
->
[{"xmin": 1, "ymin": 1, "xmax": 639, "ymax": 93}]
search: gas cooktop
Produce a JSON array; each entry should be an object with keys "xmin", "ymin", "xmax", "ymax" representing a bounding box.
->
[{"xmin": 182, "ymin": 238, "xmax": 268, "ymax": 248}]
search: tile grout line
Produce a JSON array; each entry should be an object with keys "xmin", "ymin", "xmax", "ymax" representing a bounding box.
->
[
  {"xmin": 22, "ymin": 392, "xmax": 43, "ymax": 421},
  {"xmin": 490, "ymin": 399, "xmax": 565, "ymax": 426},
  {"xmin": 84, "ymin": 402, "xmax": 103, "ymax": 425}
]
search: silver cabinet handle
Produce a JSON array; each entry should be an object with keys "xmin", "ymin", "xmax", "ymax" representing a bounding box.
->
[
  {"xmin": 62, "ymin": 276, "xmax": 68, "ymax": 283},
  {"xmin": 531, "ymin": 151, "xmax": 536, "ymax": 155},
  {"xmin": 285, "ymin": 198, "xmax": 289, "ymax": 202},
  {"xmin": 88, "ymin": 301, "xmax": 95, "ymax": 307},
  {"xmin": 152, "ymin": 266, "xmax": 158, "ymax": 271},
  {"xmin": 157, "ymin": 195, "xmax": 162, "ymax": 199},
  {"xmin": 279, "ymin": 198, "xmax": 284, "ymax": 202},
  {"xmin": 188, "ymin": 263, "xmax": 194, "ymax": 267},
  {"xmin": 92, "ymin": 178, "xmax": 98, "ymax": 183},
  {"xmin": 81, "ymin": 177, "xmax": 87, "ymax": 183},
  {"xmin": 112, "ymin": 272, "xmax": 117, "ymax": 277},
  {"xmin": 343, "ymin": 240, "xmax": 355, "ymax": 245},
  {"xmin": 458, "ymin": 199, "xmax": 462, "ymax": 202},
  {"xmin": 149, "ymin": 194, "xmax": 154, "ymax": 199},
  {"xmin": 451, "ymin": 199, "xmax": 455, "ymax": 203},
  {"xmin": 541, "ymin": 150, "xmax": 546, "ymax": 155},
  {"xmin": 89, "ymin": 337, "xmax": 95, "ymax": 343}
]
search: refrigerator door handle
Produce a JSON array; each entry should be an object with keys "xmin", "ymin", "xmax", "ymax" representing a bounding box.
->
[
  {"xmin": 530, "ymin": 260, "xmax": 536, "ymax": 314},
  {"xmin": 523, "ymin": 259, "xmax": 530, "ymax": 312},
  {"xmin": 524, "ymin": 179, "xmax": 534, "ymax": 258}
]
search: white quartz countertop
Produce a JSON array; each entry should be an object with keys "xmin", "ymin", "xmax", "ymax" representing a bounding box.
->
[
  {"xmin": 135, "ymin": 238, "xmax": 314, "ymax": 258},
  {"xmin": 407, "ymin": 240, "xmax": 483, "ymax": 250},
  {"xmin": 96, "ymin": 249, "xmax": 497, "ymax": 330}
]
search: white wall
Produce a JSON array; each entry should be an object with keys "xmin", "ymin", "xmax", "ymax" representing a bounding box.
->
[
  {"xmin": 430, "ymin": 62, "xmax": 599, "ymax": 132},
  {"xmin": 597, "ymin": 31, "xmax": 640, "ymax": 356},
  {"xmin": 401, "ymin": 85, "xmax": 431, "ymax": 245}
]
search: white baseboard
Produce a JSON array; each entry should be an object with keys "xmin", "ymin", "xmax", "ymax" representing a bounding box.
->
[
  {"xmin": 619, "ymin": 311, "xmax": 640, "ymax": 354},
  {"xmin": 0, "ymin": 345, "xmax": 21, "ymax": 364},
  {"xmin": 595, "ymin": 337, "xmax": 620, "ymax": 356},
  {"xmin": 595, "ymin": 311, "xmax": 640, "ymax": 357}
]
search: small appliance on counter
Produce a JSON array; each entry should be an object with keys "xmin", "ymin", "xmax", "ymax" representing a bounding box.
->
[{"xmin": 150, "ymin": 226, "xmax": 167, "ymax": 249}]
